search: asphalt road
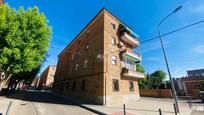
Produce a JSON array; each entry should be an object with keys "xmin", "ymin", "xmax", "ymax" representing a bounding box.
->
[{"xmin": 7, "ymin": 90, "xmax": 95, "ymax": 115}]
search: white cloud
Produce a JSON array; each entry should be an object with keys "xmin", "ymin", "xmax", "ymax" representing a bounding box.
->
[
  {"xmin": 185, "ymin": 1, "xmax": 204, "ymax": 16},
  {"xmin": 141, "ymin": 39, "xmax": 169, "ymax": 53},
  {"xmin": 192, "ymin": 45, "xmax": 204, "ymax": 54}
]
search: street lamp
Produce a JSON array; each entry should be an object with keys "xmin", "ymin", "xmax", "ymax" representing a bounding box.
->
[{"xmin": 158, "ymin": 5, "xmax": 182, "ymax": 113}]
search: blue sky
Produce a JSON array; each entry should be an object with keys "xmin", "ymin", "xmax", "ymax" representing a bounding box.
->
[{"xmin": 6, "ymin": 0, "xmax": 204, "ymax": 78}]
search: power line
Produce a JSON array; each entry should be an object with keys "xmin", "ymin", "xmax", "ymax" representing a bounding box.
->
[
  {"xmin": 141, "ymin": 19, "xmax": 204, "ymax": 44},
  {"xmin": 49, "ymin": 19, "xmax": 204, "ymax": 50},
  {"xmin": 50, "ymin": 46, "xmax": 63, "ymax": 50}
]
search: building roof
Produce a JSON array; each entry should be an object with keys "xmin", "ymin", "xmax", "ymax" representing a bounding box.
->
[
  {"xmin": 187, "ymin": 68, "xmax": 204, "ymax": 77},
  {"xmin": 58, "ymin": 7, "xmax": 138, "ymax": 57}
]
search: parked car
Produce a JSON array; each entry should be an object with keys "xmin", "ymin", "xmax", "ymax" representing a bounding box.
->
[{"xmin": 200, "ymin": 91, "xmax": 204, "ymax": 102}]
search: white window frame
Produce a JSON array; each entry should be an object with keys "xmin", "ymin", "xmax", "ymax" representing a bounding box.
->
[
  {"xmin": 111, "ymin": 22, "xmax": 116, "ymax": 30},
  {"xmin": 111, "ymin": 36, "xmax": 116, "ymax": 45},
  {"xmin": 75, "ymin": 64, "xmax": 78, "ymax": 71},
  {"xmin": 84, "ymin": 60, "xmax": 88, "ymax": 68},
  {"xmin": 72, "ymin": 54, "xmax": 74, "ymax": 60},
  {"xmin": 111, "ymin": 56, "xmax": 117, "ymax": 65},
  {"xmin": 86, "ymin": 44, "xmax": 89, "ymax": 49}
]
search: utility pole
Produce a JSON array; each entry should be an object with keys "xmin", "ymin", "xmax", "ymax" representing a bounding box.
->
[{"xmin": 158, "ymin": 5, "xmax": 182, "ymax": 113}]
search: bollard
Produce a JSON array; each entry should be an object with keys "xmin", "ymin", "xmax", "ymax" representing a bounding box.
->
[
  {"xmin": 173, "ymin": 103, "xmax": 177, "ymax": 115},
  {"xmin": 188, "ymin": 99, "xmax": 191, "ymax": 108},
  {"xmin": 123, "ymin": 104, "xmax": 126, "ymax": 115},
  {"xmin": 159, "ymin": 109, "xmax": 162, "ymax": 115},
  {"xmin": 189, "ymin": 97, "xmax": 192, "ymax": 107}
]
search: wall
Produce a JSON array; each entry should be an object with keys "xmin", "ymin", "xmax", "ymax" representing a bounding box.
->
[
  {"xmin": 54, "ymin": 9, "xmax": 105, "ymax": 104},
  {"xmin": 39, "ymin": 65, "xmax": 56, "ymax": 89},
  {"xmin": 140, "ymin": 89, "xmax": 172, "ymax": 98},
  {"xmin": 103, "ymin": 10, "xmax": 140, "ymax": 106}
]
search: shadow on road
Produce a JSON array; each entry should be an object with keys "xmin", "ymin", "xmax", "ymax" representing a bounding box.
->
[{"xmin": 1, "ymin": 90, "xmax": 80, "ymax": 106}]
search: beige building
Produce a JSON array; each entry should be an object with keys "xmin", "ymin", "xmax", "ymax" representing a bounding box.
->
[
  {"xmin": 53, "ymin": 8, "xmax": 144, "ymax": 106},
  {"xmin": 38, "ymin": 65, "xmax": 56, "ymax": 89}
]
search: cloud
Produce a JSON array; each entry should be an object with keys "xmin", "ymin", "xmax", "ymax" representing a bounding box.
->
[
  {"xmin": 185, "ymin": 1, "xmax": 204, "ymax": 16},
  {"xmin": 192, "ymin": 45, "xmax": 204, "ymax": 54},
  {"xmin": 141, "ymin": 39, "xmax": 169, "ymax": 53}
]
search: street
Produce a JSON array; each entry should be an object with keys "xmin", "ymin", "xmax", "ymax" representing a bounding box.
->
[{"xmin": 5, "ymin": 90, "xmax": 95, "ymax": 115}]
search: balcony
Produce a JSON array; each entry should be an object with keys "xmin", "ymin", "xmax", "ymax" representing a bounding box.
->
[
  {"xmin": 122, "ymin": 50, "xmax": 141, "ymax": 62},
  {"xmin": 121, "ymin": 32, "xmax": 139, "ymax": 47},
  {"xmin": 122, "ymin": 68, "xmax": 144, "ymax": 78}
]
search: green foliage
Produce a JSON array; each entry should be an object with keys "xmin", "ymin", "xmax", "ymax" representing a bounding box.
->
[
  {"xmin": 139, "ymin": 70, "xmax": 167, "ymax": 89},
  {"xmin": 150, "ymin": 70, "xmax": 166, "ymax": 89},
  {"xmin": 136, "ymin": 64, "xmax": 145, "ymax": 73},
  {"xmin": 0, "ymin": 4, "xmax": 51, "ymax": 75}
]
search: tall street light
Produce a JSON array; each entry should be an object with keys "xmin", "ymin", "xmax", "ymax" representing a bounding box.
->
[{"xmin": 158, "ymin": 5, "xmax": 182, "ymax": 113}]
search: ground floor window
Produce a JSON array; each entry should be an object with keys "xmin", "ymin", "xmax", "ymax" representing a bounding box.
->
[
  {"xmin": 81, "ymin": 80, "xmax": 86, "ymax": 91},
  {"xmin": 72, "ymin": 81, "xmax": 76, "ymax": 91},
  {"xmin": 66, "ymin": 81, "xmax": 70, "ymax": 90},
  {"xmin": 129, "ymin": 81, "xmax": 134, "ymax": 92},
  {"xmin": 112, "ymin": 79, "xmax": 119, "ymax": 92}
]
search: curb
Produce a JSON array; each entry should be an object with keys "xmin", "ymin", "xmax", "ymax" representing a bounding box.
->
[{"xmin": 52, "ymin": 93, "xmax": 106, "ymax": 115}]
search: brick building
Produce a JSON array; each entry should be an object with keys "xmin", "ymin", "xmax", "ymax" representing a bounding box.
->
[
  {"xmin": 0, "ymin": 0, "xmax": 4, "ymax": 5},
  {"xmin": 53, "ymin": 8, "xmax": 144, "ymax": 106},
  {"xmin": 38, "ymin": 65, "xmax": 56, "ymax": 89}
]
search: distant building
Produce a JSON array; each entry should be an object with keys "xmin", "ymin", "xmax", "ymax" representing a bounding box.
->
[
  {"xmin": 38, "ymin": 65, "xmax": 56, "ymax": 89},
  {"xmin": 31, "ymin": 77, "xmax": 39, "ymax": 87},
  {"xmin": 53, "ymin": 8, "xmax": 144, "ymax": 106},
  {"xmin": 181, "ymin": 76, "xmax": 203, "ymax": 98},
  {"xmin": 174, "ymin": 68, "xmax": 204, "ymax": 98},
  {"xmin": 0, "ymin": 0, "xmax": 4, "ymax": 5},
  {"xmin": 187, "ymin": 69, "xmax": 204, "ymax": 77}
]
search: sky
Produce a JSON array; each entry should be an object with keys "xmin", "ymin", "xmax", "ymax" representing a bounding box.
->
[{"xmin": 6, "ymin": 0, "xmax": 204, "ymax": 78}]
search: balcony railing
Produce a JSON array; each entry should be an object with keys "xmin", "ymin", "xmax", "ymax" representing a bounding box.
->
[
  {"xmin": 121, "ymin": 32, "xmax": 139, "ymax": 47},
  {"xmin": 122, "ymin": 50, "xmax": 142, "ymax": 62},
  {"xmin": 122, "ymin": 68, "xmax": 144, "ymax": 78}
]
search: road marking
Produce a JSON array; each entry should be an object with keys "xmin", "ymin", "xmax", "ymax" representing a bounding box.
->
[
  {"xmin": 31, "ymin": 102, "xmax": 46, "ymax": 115},
  {"xmin": 37, "ymin": 103, "xmax": 46, "ymax": 115}
]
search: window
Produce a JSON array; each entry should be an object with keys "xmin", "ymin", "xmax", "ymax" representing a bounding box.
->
[
  {"xmin": 86, "ymin": 44, "xmax": 89, "ymax": 49},
  {"xmin": 81, "ymin": 80, "xmax": 86, "ymax": 91},
  {"xmin": 111, "ymin": 36, "xmax": 116, "ymax": 45},
  {"xmin": 84, "ymin": 60, "xmax": 88, "ymax": 68},
  {"xmin": 125, "ymin": 60, "xmax": 135, "ymax": 70},
  {"xmin": 129, "ymin": 81, "xmax": 134, "ymax": 91},
  {"xmin": 66, "ymin": 82, "xmax": 70, "ymax": 89},
  {"xmin": 112, "ymin": 79, "xmax": 119, "ymax": 91},
  {"xmin": 77, "ymin": 50, "xmax": 81, "ymax": 55},
  {"xmin": 201, "ymin": 73, "xmax": 204, "ymax": 77},
  {"xmin": 72, "ymin": 54, "xmax": 74, "ymax": 60},
  {"xmin": 72, "ymin": 81, "xmax": 76, "ymax": 91},
  {"xmin": 112, "ymin": 56, "xmax": 117, "ymax": 65},
  {"xmin": 111, "ymin": 22, "xmax": 116, "ymax": 29},
  {"xmin": 75, "ymin": 64, "xmax": 78, "ymax": 71}
]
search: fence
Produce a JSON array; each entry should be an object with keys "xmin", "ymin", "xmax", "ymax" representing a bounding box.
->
[{"xmin": 140, "ymin": 89, "xmax": 172, "ymax": 98}]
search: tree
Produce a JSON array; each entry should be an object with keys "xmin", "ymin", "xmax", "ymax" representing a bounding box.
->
[
  {"xmin": 136, "ymin": 64, "xmax": 145, "ymax": 73},
  {"xmin": 150, "ymin": 70, "xmax": 166, "ymax": 89},
  {"xmin": 138, "ymin": 73, "xmax": 150, "ymax": 89},
  {"xmin": 0, "ymin": 4, "xmax": 51, "ymax": 91},
  {"xmin": 138, "ymin": 70, "xmax": 167, "ymax": 89}
]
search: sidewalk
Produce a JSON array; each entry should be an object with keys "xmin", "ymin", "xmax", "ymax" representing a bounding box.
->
[
  {"xmin": 58, "ymin": 95, "xmax": 192, "ymax": 115},
  {"xmin": 0, "ymin": 97, "xmax": 12, "ymax": 115}
]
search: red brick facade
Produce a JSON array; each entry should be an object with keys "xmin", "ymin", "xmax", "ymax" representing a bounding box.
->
[
  {"xmin": 39, "ymin": 65, "xmax": 56, "ymax": 89},
  {"xmin": 54, "ymin": 8, "xmax": 144, "ymax": 106},
  {"xmin": 181, "ymin": 76, "xmax": 204, "ymax": 98}
]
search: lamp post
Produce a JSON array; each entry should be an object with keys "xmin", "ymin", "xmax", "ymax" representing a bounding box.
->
[{"xmin": 158, "ymin": 5, "xmax": 182, "ymax": 113}]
